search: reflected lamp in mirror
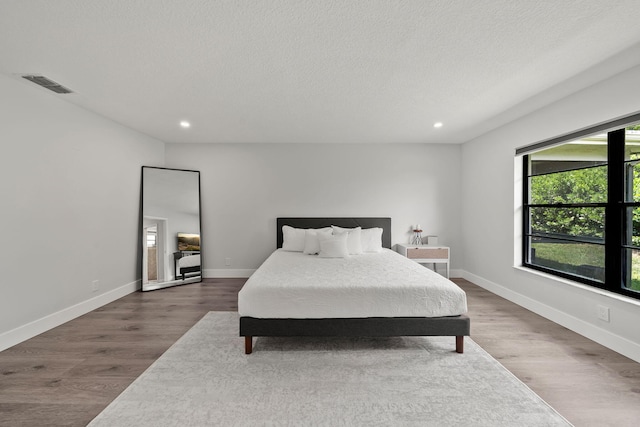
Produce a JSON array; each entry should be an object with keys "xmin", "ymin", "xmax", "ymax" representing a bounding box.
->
[{"xmin": 141, "ymin": 166, "xmax": 202, "ymax": 291}]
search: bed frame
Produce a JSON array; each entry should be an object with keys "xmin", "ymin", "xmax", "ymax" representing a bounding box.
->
[
  {"xmin": 173, "ymin": 252, "xmax": 201, "ymax": 280},
  {"xmin": 239, "ymin": 217, "xmax": 470, "ymax": 354}
]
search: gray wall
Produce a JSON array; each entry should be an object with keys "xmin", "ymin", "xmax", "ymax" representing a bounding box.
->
[
  {"xmin": 461, "ymin": 63, "xmax": 640, "ymax": 361},
  {"xmin": 165, "ymin": 143, "xmax": 462, "ymax": 276},
  {"xmin": 0, "ymin": 74, "xmax": 164, "ymax": 349}
]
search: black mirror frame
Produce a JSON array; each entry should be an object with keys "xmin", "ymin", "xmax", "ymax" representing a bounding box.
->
[{"xmin": 140, "ymin": 166, "xmax": 202, "ymax": 291}]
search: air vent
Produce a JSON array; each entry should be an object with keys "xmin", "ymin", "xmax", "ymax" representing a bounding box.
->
[{"xmin": 21, "ymin": 75, "xmax": 73, "ymax": 94}]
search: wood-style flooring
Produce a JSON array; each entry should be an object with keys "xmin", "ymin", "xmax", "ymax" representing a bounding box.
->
[{"xmin": 0, "ymin": 278, "xmax": 639, "ymax": 426}]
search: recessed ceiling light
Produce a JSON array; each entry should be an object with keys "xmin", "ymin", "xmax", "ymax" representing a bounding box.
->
[
  {"xmin": 180, "ymin": 120, "xmax": 191, "ymax": 128},
  {"xmin": 434, "ymin": 122, "xmax": 443, "ymax": 128}
]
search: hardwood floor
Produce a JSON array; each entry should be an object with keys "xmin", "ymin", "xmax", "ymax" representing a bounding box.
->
[
  {"xmin": 1, "ymin": 277, "xmax": 639, "ymax": 426},
  {"xmin": 457, "ymin": 280, "xmax": 640, "ymax": 427}
]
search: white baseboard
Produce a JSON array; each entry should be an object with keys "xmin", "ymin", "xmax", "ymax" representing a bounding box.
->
[
  {"xmin": 450, "ymin": 269, "xmax": 464, "ymax": 278},
  {"xmin": 204, "ymin": 269, "xmax": 255, "ymax": 278},
  {"xmin": 0, "ymin": 280, "xmax": 139, "ymax": 352},
  {"xmin": 461, "ymin": 270, "xmax": 640, "ymax": 363}
]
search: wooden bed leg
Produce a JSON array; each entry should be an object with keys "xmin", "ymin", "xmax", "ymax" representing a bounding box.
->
[
  {"xmin": 456, "ymin": 336, "xmax": 464, "ymax": 354},
  {"xmin": 245, "ymin": 336, "xmax": 253, "ymax": 354}
]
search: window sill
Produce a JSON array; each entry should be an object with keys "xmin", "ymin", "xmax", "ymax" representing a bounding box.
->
[{"xmin": 512, "ymin": 265, "xmax": 640, "ymax": 307}]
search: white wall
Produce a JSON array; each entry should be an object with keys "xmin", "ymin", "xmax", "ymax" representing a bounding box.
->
[
  {"xmin": 0, "ymin": 74, "xmax": 165, "ymax": 350},
  {"xmin": 461, "ymin": 64, "xmax": 640, "ymax": 362},
  {"xmin": 165, "ymin": 143, "xmax": 462, "ymax": 276}
]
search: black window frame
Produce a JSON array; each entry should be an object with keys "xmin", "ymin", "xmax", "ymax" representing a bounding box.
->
[{"xmin": 521, "ymin": 112, "xmax": 640, "ymax": 300}]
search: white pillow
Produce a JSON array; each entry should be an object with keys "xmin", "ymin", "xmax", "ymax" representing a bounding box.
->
[
  {"xmin": 331, "ymin": 226, "xmax": 363, "ymax": 255},
  {"xmin": 281, "ymin": 226, "xmax": 306, "ymax": 252},
  {"xmin": 303, "ymin": 228, "xmax": 333, "ymax": 255},
  {"xmin": 360, "ymin": 227, "xmax": 383, "ymax": 252},
  {"xmin": 318, "ymin": 233, "xmax": 350, "ymax": 258}
]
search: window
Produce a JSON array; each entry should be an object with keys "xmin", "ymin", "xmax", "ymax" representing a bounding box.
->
[
  {"xmin": 521, "ymin": 114, "xmax": 640, "ymax": 299},
  {"xmin": 622, "ymin": 125, "xmax": 640, "ymax": 293},
  {"xmin": 146, "ymin": 229, "xmax": 157, "ymax": 248}
]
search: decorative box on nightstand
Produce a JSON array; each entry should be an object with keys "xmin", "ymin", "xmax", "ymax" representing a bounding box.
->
[{"xmin": 396, "ymin": 244, "xmax": 450, "ymax": 278}]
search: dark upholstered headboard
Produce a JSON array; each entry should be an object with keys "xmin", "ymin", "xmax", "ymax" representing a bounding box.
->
[{"xmin": 276, "ymin": 217, "xmax": 392, "ymax": 249}]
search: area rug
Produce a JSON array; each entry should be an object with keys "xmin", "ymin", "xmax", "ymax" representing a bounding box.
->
[{"xmin": 89, "ymin": 312, "xmax": 571, "ymax": 426}]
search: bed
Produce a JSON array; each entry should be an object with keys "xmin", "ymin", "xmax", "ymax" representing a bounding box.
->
[
  {"xmin": 238, "ymin": 217, "xmax": 470, "ymax": 354},
  {"xmin": 174, "ymin": 252, "xmax": 201, "ymax": 280}
]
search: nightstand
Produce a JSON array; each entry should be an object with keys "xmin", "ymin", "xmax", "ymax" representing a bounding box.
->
[{"xmin": 396, "ymin": 244, "xmax": 450, "ymax": 278}]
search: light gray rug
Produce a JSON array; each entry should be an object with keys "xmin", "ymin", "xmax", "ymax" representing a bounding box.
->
[{"xmin": 89, "ymin": 312, "xmax": 571, "ymax": 426}]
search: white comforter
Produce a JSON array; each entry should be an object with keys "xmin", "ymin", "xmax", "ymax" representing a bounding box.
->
[{"xmin": 238, "ymin": 249, "xmax": 467, "ymax": 319}]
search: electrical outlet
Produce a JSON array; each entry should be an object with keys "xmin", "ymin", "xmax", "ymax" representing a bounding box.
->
[
  {"xmin": 225, "ymin": 257, "xmax": 231, "ymax": 266},
  {"xmin": 597, "ymin": 305, "xmax": 610, "ymax": 322},
  {"xmin": 91, "ymin": 280, "xmax": 99, "ymax": 292}
]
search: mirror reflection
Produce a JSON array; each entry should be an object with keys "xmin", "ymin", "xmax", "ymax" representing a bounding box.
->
[{"xmin": 141, "ymin": 166, "xmax": 201, "ymax": 291}]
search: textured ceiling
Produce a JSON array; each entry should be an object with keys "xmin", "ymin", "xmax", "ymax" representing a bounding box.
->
[{"xmin": 1, "ymin": 0, "xmax": 639, "ymax": 144}]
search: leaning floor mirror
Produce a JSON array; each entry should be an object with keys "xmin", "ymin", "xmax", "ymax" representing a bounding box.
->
[{"xmin": 141, "ymin": 166, "xmax": 202, "ymax": 291}]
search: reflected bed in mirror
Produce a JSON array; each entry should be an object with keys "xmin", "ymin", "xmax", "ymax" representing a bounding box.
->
[{"xmin": 141, "ymin": 166, "xmax": 202, "ymax": 291}]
